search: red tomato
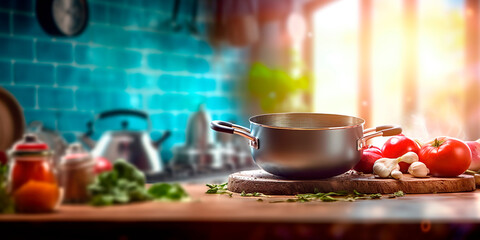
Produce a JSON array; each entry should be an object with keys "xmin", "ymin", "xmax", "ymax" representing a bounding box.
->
[
  {"xmin": 94, "ymin": 157, "xmax": 113, "ymax": 174},
  {"xmin": 382, "ymin": 135, "xmax": 421, "ymax": 173},
  {"xmin": 353, "ymin": 146, "xmax": 383, "ymax": 173},
  {"xmin": 419, "ymin": 137, "xmax": 471, "ymax": 177}
]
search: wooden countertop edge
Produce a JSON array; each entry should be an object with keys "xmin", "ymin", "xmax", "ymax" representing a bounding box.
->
[{"xmin": 1, "ymin": 184, "xmax": 480, "ymax": 223}]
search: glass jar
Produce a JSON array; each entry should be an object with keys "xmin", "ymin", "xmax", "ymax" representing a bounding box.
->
[
  {"xmin": 8, "ymin": 134, "xmax": 61, "ymax": 213},
  {"xmin": 59, "ymin": 143, "xmax": 94, "ymax": 203}
]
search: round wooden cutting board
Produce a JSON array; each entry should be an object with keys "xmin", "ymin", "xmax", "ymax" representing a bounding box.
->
[{"xmin": 228, "ymin": 170, "xmax": 476, "ymax": 195}]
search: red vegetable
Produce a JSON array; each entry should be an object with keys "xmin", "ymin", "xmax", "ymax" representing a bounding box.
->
[
  {"xmin": 353, "ymin": 146, "xmax": 383, "ymax": 173},
  {"xmin": 419, "ymin": 137, "xmax": 471, "ymax": 177},
  {"xmin": 382, "ymin": 135, "xmax": 421, "ymax": 173},
  {"xmin": 94, "ymin": 157, "xmax": 113, "ymax": 174},
  {"xmin": 466, "ymin": 140, "xmax": 480, "ymax": 171}
]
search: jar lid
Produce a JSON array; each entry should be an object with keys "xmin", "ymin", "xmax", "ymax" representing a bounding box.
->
[
  {"xmin": 10, "ymin": 134, "xmax": 52, "ymax": 157},
  {"xmin": 60, "ymin": 143, "xmax": 93, "ymax": 168}
]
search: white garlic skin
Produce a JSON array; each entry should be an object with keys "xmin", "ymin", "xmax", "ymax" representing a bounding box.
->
[
  {"xmin": 398, "ymin": 152, "xmax": 419, "ymax": 164},
  {"xmin": 373, "ymin": 158, "xmax": 400, "ymax": 178},
  {"xmin": 408, "ymin": 162, "xmax": 430, "ymax": 177},
  {"xmin": 391, "ymin": 170, "xmax": 403, "ymax": 179}
]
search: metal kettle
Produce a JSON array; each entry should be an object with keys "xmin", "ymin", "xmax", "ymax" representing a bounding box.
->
[
  {"xmin": 80, "ymin": 109, "xmax": 170, "ymax": 174},
  {"xmin": 185, "ymin": 104, "xmax": 213, "ymax": 149}
]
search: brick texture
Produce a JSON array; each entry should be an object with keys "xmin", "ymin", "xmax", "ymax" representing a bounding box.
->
[{"xmin": 0, "ymin": 0, "xmax": 248, "ymax": 162}]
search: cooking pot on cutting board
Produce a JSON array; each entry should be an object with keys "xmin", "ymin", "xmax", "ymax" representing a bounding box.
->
[
  {"xmin": 80, "ymin": 109, "xmax": 170, "ymax": 174},
  {"xmin": 211, "ymin": 113, "xmax": 402, "ymax": 179}
]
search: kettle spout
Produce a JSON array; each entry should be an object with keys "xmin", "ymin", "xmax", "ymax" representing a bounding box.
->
[
  {"xmin": 79, "ymin": 121, "xmax": 96, "ymax": 149},
  {"xmin": 79, "ymin": 135, "xmax": 96, "ymax": 149},
  {"xmin": 153, "ymin": 130, "xmax": 171, "ymax": 148}
]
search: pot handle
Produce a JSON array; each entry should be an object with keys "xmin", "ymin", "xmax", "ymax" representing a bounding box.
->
[
  {"xmin": 358, "ymin": 125, "xmax": 402, "ymax": 150},
  {"xmin": 210, "ymin": 121, "xmax": 259, "ymax": 149}
]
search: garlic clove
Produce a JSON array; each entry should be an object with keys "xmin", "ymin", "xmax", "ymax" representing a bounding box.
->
[
  {"xmin": 373, "ymin": 161, "xmax": 390, "ymax": 178},
  {"xmin": 397, "ymin": 152, "xmax": 419, "ymax": 164},
  {"xmin": 408, "ymin": 161, "xmax": 430, "ymax": 177},
  {"xmin": 391, "ymin": 170, "xmax": 403, "ymax": 179}
]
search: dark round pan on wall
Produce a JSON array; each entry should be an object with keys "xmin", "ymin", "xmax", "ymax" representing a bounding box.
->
[
  {"xmin": 36, "ymin": 0, "xmax": 89, "ymax": 36},
  {"xmin": 0, "ymin": 88, "xmax": 25, "ymax": 151}
]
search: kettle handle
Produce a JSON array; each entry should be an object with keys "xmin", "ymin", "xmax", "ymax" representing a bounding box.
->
[
  {"xmin": 98, "ymin": 109, "xmax": 149, "ymax": 121},
  {"xmin": 86, "ymin": 109, "xmax": 152, "ymax": 136}
]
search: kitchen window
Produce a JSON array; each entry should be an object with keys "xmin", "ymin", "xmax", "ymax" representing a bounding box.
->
[{"xmin": 309, "ymin": 0, "xmax": 477, "ymax": 142}]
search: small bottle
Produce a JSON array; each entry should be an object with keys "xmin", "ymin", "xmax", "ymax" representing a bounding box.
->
[
  {"xmin": 59, "ymin": 143, "xmax": 94, "ymax": 203},
  {"xmin": 8, "ymin": 134, "xmax": 61, "ymax": 213}
]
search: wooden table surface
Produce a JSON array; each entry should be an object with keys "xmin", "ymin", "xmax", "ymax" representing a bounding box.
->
[
  {"xmin": 1, "ymin": 184, "xmax": 480, "ymax": 224},
  {"xmin": 3, "ymin": 184, "xmax": 480, "ymax": 239}
]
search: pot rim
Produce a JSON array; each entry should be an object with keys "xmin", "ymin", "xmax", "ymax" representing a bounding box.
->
[{"xmin": 248, "ymin": 112, "xmax": 365, "ymax": 131}]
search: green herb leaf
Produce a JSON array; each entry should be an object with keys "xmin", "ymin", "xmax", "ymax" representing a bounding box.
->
[
  {"xmin": 388, "ymin": 190, "xmax": 405, "ymax": 198},
  {"xmin": 320, "ymin": 195, "xmax": 338, "ymax": 202},
  {"xmin": 369, "ymin": 193, "xmax": 382, "ymax": 199},
  {"xmin": 394, "ymin": 191, "xmax": 405, "ymax": 197},
  {"xmin": 88, "ymin": 159, "xmax": 188, "ymax": 206},
  {"xmin": 148, "ymin": 183, "xmax": 188, "ymax": 201},
  {"xmin": 205, "ymin": 182, "xmax": 231, "ymax": 196},
  {"xmin": 353, "ymin": 190, "xmax": 364, "ymax": 196},
  {"xmin": 269, "ymin": 190, "xmax": 386, "ymax": 203},
  {"xmin": 240, "ymin": 191, "xmax": 266, "ymax": 197},
  {"xmin": 0, "ymin": 164, "xmax": 15, "ymax": 213}
]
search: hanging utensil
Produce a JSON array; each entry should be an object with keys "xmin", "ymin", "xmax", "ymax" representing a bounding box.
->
[
  {"xmin": 226, "ymin": 0, "xmax": 259, "ymax": 46},
  {"xmin": 209, "ymin": 0, "xmax": 226, "ymax": 47},
  {"xmin": 186, "ymin": 0, "xmax": 199, "ymax": 35},
  {"xmin": 169, "ymin": 0, "xmax": 182, "ymax": 32}
]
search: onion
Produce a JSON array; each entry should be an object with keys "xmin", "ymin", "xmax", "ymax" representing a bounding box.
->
[{"xmin": 466, "ymin": 140, "xmax": 480, "ymax": 171}]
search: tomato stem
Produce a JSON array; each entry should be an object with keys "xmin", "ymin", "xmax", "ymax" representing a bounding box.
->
[{"xmin": 432, "ymin": 138, "xmax": 445, "ymax": 148}]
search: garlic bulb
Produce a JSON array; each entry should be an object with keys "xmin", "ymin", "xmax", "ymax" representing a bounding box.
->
[
  {"xmin": 373, "ymin": 158, "xmax": 400, "ymax": 178},
  {"xmin": 408, "ymin": 162, "xmax": 429, "ymax": 177},
  {"xmin": 373, "ymin": 152, "xmax": 419, "ymax": 179}
]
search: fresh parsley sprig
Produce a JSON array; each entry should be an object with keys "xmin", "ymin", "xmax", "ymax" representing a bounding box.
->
[
  {"xmin": 270, "ymin": 190, "xmax": 400, "ymax": 203},
  {"xmin": 388, "ymin": 190, "xmax": 405, "ymax": 198},
  {"xmin": 205, "ymin": 183, "xmax": 232, "ymax": 197},
  {"xmin": 240, "ymin": 191, "xmax": 267, "ymax": 197}
]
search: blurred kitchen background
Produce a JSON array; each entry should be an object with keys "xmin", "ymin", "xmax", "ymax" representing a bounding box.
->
[{"xmin": 0, "ymin": 0, "xmax": 478, "ymax": 180}]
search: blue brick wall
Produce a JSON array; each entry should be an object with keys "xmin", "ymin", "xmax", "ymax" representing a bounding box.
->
[{"xmin": 0, "ymin": 0, "xmax": 249, "ymax": 162}]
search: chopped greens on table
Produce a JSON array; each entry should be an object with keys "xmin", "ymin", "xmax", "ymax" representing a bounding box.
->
[
  {"xmin": 240, "ymin": 191, "xmax": 267, "ymax": 197},
  {"xmin": 269, "ymin": 190, "xmax": 388, "ymax": 203},
  {"xmin": 88, "ymin": 159, "xmax": 188, "ymax": 206},
  {"xmin": 148, "ymin": 183, "xmax": 189, "ymax": 201},
  {"xmin": 205, "ymin": 183, "xmax": 232, "ymax": 197},
  {"xmin": 204, "ymin": 183, "xmax": 406, "ymax": 203},
  {"xmin": 389, "ymin": 191, "xmax": 405, "ymax": 198}
]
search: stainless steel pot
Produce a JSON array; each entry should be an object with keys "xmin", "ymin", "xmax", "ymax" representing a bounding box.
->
[{"xmin": 211, "ymin": 113, "xmax": 401, "ymax": 179}]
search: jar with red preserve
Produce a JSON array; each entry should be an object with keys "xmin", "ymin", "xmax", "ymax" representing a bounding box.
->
[{"xmin": 8, "ymin": 134, "xmax": 61, "ymax": 213}]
